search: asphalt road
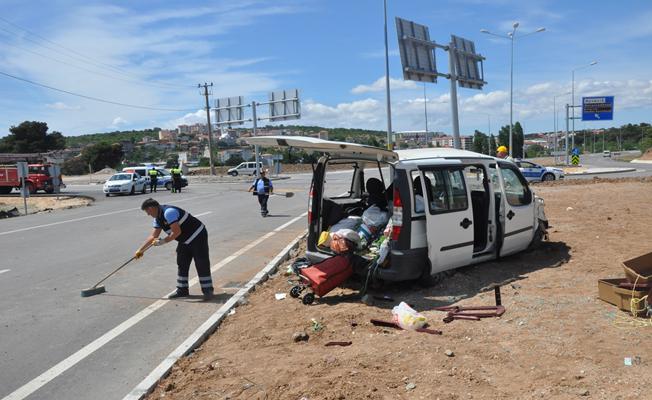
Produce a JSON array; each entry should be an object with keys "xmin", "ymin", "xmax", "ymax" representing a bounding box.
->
[
  {"xmin": 566, "ymin": 151, "xmax": 652, "ymax": 179},
  {"xmin": 0, "ymin": 173, "xmax": 348, "ymax": 400}
]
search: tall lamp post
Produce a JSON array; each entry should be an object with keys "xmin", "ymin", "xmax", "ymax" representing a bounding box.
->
[
  {"xmin": 553, "ymin": 91, "xmax": 570, "ymax": 162},
  {"xmin": 481, "ymin": 23, "xmax": 545, "ymax": 157},
  {"xmin": 571, "ymin": 61, "xmax": 598, "ymax": 153}
]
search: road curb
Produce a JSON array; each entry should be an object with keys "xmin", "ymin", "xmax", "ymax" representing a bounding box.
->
[
  {"xmin": 122, "ymin": 230, "xmax": 307, "ymax": 400},
  {"xmin": 566, "ymin": 167, "xmax": 636, "ymax": 176}
]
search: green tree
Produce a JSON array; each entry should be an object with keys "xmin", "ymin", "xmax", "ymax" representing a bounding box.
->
[
  {"xmin": 0, "ymin": 121, "xmax": 65, "ymax": 153},
  {"xmin": 489, "ymin": 135, "xmax": 497, "ymax": 155},
  {"xmin": 81, "ymin": 142, "xmax": 124, "ymax": 172},
  {"xmin": 472, "ymin": 130, "xmax": 488, "ymax": 154},
  {"xmin": 525, "ymin": 144, "xmax": 545, "ymax": 158},
  {"xmin": 497, "ymin": 122, "xmax": 524, "ymax": 157}
]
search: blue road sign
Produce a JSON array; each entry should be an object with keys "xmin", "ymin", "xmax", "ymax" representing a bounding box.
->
[
  {"xmin": 582, "ymin": 96, "xmax": 614, "ymax": 121},
  {"xmin": 572, "ymin": 147, "xmax": 580, "ymax": 156}
]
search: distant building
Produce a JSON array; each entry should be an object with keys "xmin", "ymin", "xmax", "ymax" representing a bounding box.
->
[
  {"xmin": 432, "ymin": 135, "xmax": 473, "ymax": 150},
  {"xmin": 159, "ymin": 129, "xmax": 177, "ymax": 141},
  {"xmin": 217, "ymin": 148, "xmax": 254, "ymax": 162}
]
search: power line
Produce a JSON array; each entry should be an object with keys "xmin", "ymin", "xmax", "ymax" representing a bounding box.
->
[
  {"xmin": 0, "ymin": 70, "xmax": 197, "ymax": 112},
  {"xmin": 0, "ymin": 17, "xmax": 192, "ymax": 90}
]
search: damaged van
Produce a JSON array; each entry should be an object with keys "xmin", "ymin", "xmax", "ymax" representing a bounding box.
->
[{"xmin": 245, "ymin": 136, "xmax": 548, "ymax": 285}]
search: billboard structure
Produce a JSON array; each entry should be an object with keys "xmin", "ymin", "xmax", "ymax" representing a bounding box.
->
[
  {"xmin": 215, "ymin": 96, "xmax": 245, "ymax": 126},
  {"xmin": 269, "ymin": 89, "xmax": 301, "ymax": 122},
  {"xmin": 396, "ymin": 17, "xmax": 486, "ymax": 149}
]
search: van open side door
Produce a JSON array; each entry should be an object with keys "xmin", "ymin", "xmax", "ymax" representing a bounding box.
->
[
  {"xmin": 495, "ymin": 161, "xmax": 535, "ymax": 256},
  {"xmin": 418, "ymin": 164, "xmax": 474, "ymax": 274}
]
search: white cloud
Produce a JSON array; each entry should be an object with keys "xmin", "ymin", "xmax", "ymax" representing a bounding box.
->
[
  {"xmin": 164, "ymin": 109, "xmax": 206, "ymax": 129},
  {"xmin": 45, "ymin": 102, "xmax": 81, "ymax": 110},
  {"xmin": 111, "ymin": 117, "xmax": 128, "ymax": 127},
  {"xmin": 351, "ymin": 76, "xmax": 418, "ymax": 94}
]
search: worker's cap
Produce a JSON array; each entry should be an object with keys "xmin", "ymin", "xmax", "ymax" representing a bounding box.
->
[{"xmin": 497, "ymin": 145, "xmax": 508, "ymax": 153}]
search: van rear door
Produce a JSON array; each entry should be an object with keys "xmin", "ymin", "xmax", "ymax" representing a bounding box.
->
[
  {"xmin": 243, "ymin": 136, "xmax": 398, "ymax": 162},
  {"xmin": 496, "ymin": 161, "xmax": 535, "ymax": 256},
  {"xmin": 418, "ymin": 164, "xmax": 474, "ymax": 273}
]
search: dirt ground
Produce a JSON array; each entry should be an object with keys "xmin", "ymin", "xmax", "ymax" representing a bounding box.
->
[
  {"xmin": 0, "ymin": 196, "xmax": 92, "ymax": 214},
  {"xmin": 149, "ymin": 178, "xmax": 651, "ymax": 400}
]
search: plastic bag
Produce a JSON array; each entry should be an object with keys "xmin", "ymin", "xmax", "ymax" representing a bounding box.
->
[
  {"xmin": 362, "ymin": 205, "xmax": 389, "ymax": 229},
  {"xmin": 330, "ymin": 229, "xmax": 358, "ymax": 254},
  {"xmin": 392, "ymin": 302, "xmax": 427, "ymax": 330},
  {"xmin": 377, "ymin": 238, "xmax": 390, "ymax": 264},
  {"xmin": 330, "ymin": 216, "xmax": 362, "ymax": 232}
]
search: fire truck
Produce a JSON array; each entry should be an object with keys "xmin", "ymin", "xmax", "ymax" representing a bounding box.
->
[{"xmin": 0, "ymin": 163, "xmax": 64, "ymax": 194}]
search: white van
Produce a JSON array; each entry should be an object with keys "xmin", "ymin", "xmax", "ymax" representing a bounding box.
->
[
  {"xmin": 227, "ymin": 162, "xmax": 264, "ymax": 176},
  {"xmin": 245, "ymin": 136, "xmax": 548, "ymax": 285}
]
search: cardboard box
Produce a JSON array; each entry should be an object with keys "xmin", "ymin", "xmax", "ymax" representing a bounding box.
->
[
  {"xmin": 622, "ymin": 251, "xmax": 652, "ymax": 284},
  {"xmin": 598, "ymin": 278, "xmax": 649, "ymax": 317}
]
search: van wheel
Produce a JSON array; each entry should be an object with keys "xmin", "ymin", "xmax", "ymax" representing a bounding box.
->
[
  {"xmin": 528, "ymin": 221, "xmax": 547, "ymax": 250},
  {"xmin": 418, "ymin": 261, "xmax": 444, "ymax": 287},
  {"xmin": 165, "ymin": 182, "xmax": 172, "ymax": 191},
  {"xmin": 229, "ymin": 171, "xmax": 238, "ymax": 177},
  {"xmin": 141, "ymin": 185, "xmax": 146, "ymax": 194}
]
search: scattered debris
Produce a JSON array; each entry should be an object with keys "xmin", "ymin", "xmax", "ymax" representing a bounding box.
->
[
  {"xmin": 275, "ymin": 293, "xmax": 286, "ymax": 300},
  {"xmin": 566, "ymin": 207, "xmax": 573, "ymax": 211},
  {"xmin": 292, "ymin": 332, "xmax": 309, "ymax": 342},
  {"xmin": 445, "ymin": 350, "xmax": 455, "ymax": 357},
  {"xmin": 370, "ymin": 319, "xmax": 442, "ymax": 335},
  {"xmin": 325, "ymin": 341, "xmax": 352, "ymax": 347},
  {"xmin": 310, "ymin": 318, "xmax": 323, "ymax": 332},
  {"xmin": 373, "ymin": 295, "xmax": 394, "ymax": 302},
  {"xmin": 405, "ymin": 382, "xmax": 416, "ymax": 391},
  {"xmin": 228, "ymin": 309, "xmax": 236, "ymax": 316}
]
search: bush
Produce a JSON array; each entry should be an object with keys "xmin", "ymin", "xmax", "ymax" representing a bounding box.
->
[{"xmin": 62, "ymin": 157, "xmax": 88, "ymax": 175}]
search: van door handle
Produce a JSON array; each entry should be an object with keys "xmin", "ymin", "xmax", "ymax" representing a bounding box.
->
[
  {"xmin": 460, "ymin": 218, "xmax": 472, "ymax": 229},
  {"xmin": 507, "ymin": 210, "xmax": 515, "ymax": 220}
]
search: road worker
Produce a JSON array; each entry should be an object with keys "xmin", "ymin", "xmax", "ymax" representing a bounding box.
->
[
  {"xmin": 496, "ymin": 145, "xmax": 515, "ymax": 162},
  {"xmin": 135, "ymin": 198, "xmax": 214, "ymax": 301},
  {"xmin": 247, "ymin": 169, "xmax": 273, "ymax": 217}
]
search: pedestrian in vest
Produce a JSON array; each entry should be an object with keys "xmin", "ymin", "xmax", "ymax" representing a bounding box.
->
[
  {"xmin": 148, "ymin": 169, "xmax": 158, "ymax": 193},
  {"xmin": 170, "ymin": 165, "xmax": 182, "ymax": 193},
  {"xmin": 135, "ymin": 198, "xmax": 214, "ymax": 300},
  {"xmin": 248, "ymin": 169, "xmax": 273, "ymax": 217}
]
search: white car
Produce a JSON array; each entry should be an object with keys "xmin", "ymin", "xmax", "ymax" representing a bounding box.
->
[
  {"xmin": 227, "ymin": 162, "xmax": 264, "ymax": 176},
  {"xmin": 516, "ymin": 160, "xmax": 564, "ymax": 182},
  {"xmin": 103, "ymin": 172, "xmax": 147, "ymax": 196}
]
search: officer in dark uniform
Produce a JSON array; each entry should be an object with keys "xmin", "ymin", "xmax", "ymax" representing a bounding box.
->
[
  {"xmin": 170, "ymin": 165, "xmax": 182, "ymax": 193},
  {"xmin": 135, "ymin": 198, "xmax": 214, "ymax": 300},
  {"xmin": 247, "ymin": 169, "xmax": 273, "ymax": 217},
  {"xmin": 148, "ymin": 168, "xmax": 158, "ymax": 193}
]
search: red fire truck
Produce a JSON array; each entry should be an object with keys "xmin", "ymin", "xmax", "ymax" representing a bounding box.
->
[{"xmin": 0, "ymin": 164, "xmax": 64, "ymax": 194}]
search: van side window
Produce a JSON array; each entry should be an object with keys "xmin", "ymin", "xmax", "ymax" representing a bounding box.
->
[
  {"xmin": 324, "ymin": 161, "xmax": 359, "ymax": 199},
  {"xmin": 500, "ymin": 166, "xmax": 531, "ymax": 206},
  {"xmin": 422, "ymin": 169, "xmax": 468, "ymax": 214}
]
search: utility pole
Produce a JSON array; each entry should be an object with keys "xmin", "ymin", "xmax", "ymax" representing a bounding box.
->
[
  {"xmin": 199, "ymin": 83, "xmax": 216, "ymax": 176},
  {"xmin": 565, "ymin": 104, "xmax": 570, "ymax": 165}
]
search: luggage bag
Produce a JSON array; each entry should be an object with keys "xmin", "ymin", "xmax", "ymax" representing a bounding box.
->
[{"xmin": 290, "ymin": 254, "xmax": 353, "ymax": 304}]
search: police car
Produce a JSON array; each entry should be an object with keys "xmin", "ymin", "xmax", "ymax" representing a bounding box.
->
[
  {"xmin": 515, "ymin": 160, "xmax": 564, "ymax": 182},
  {"xmin": 122, "ymin": 166, "xmax": 188, "ymax": 190}
]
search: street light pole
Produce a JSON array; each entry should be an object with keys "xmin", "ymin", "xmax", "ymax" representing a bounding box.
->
[
  {"xmin": 553, "ymin": 91, "xmax": 570, "ymax": 163},
  {"xmin": 570, "ymin": 61, "xmax": 597, "ymax": 154},
  {"xmin": 480, "ymin": 23, "xmax": 545, "ymax": 158},
  {"xmin": 423, "ymin": 83, "xmax": 428, "ymax": 147},
  {"xmin": 383, "ymin": 0, "xmax": 393, "ymax": 150}
]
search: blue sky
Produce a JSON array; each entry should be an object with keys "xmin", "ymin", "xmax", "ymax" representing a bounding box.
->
[{"xmin": 1, "ymin": 0, "xmax": 651, "ymax": 137}]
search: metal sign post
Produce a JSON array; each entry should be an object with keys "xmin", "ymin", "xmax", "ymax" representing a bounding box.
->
[
  {"xmin": 215, "ymin": 90, "xmax": 301, "ymax": 177},
  {"xmin": 396, "ymin": 18, "xmax": 486, "ymax": 150},
  {"xmin": 16, "ymin": 161, "xmax": 29, "ymax": 215}
]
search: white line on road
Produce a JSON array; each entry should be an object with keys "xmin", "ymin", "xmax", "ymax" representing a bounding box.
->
[
  {"xmin": 1, "ymin": 212, "xmax": 307, "ymax": 400},
  {"xmin": 0, "ymin": 269, "xmax": 9, "ymax": 275},
  {"xmin": 0, "ymin": 194, "xmax": 217, "ymax": 237},
  {"xmin": 193, "ymin": 211, "xmax": 212, "ymax": 217}
]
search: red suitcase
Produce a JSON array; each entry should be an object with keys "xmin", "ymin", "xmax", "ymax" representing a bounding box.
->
[{"xmin": 290, "ymin": 255, "xmax": 353, "ymax": 304}]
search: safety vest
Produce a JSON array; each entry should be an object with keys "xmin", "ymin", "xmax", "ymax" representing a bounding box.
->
[
  {"xmin": 148, "ymin": 169, "xmax": 158, "ymax": 178},
  {"xmin": 155, "ymin": 206, "xmax": 204, "ymax": 244},
  {"xmin": 171, "ymin": 168, "xmax": 181, "ymax": 176},
  {"xmin": 253, "ymin": 177, "xmax": 271, "ymax": 195}
]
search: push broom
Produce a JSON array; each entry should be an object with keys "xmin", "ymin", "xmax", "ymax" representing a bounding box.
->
[{"xmin": 81, "ymin": 242, "xmax": 154, "ymax": 297}]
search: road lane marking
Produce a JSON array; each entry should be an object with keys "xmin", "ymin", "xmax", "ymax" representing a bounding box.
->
[
  {"xmin": 0, "ymin": 194, "xmax": 217, "ymax": 237},
  {"xmin": 194, "ymin": 211, "xmax": 212, "ymax": 217},
  {"xmin": 0, "ymin": 269, "xmax": 9, "ymax": 275},
  {"xmin": 1, "ymin": 211, "xmax": 307, "ymax": 400}
]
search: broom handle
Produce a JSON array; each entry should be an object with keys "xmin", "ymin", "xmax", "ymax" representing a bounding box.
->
[{"xmin": 91, "ymin": 242, "xmax": 154, "ymax": 288}]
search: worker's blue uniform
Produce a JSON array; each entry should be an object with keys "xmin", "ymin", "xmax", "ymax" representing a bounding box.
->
[
  {"xmin": 251, "ymin": 177, "xmax": 273, "ymax": 217},
  {"xmin": 153, "ymin": 205, "xmax": 213, "ymax": 296}
]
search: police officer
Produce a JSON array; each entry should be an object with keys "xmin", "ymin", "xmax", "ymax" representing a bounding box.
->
[
  {"xmin": 170, "ymin": 165, "xmax": 182, "ymax": 193},
  {"xmin": 135, "ymin": 198, "xmax": 214, "ymax": 300},
  {"xmin": 248, "ymin": 169, "xmax": 273, "ymax": 217},
  {"xmin": 148, "ymin": 168, "xmax": 158, "ymax": 193}
]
